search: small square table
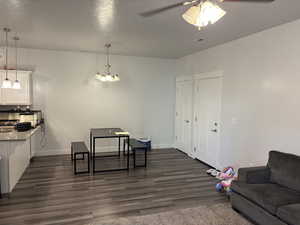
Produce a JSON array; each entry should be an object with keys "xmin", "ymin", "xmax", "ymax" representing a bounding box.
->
[{"xmin": 90, "ymin": 128, "xmax": 130, "ymax": 173}]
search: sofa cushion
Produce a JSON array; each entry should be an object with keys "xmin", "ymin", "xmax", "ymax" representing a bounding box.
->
[
  {"xmin": 268, "ymin": 151, "xmax": 300, "ymax": 192},
  {"xmin": 277, "ymin": 204, "xmax": 300, "ymax": 225},
  {"xmin": 232, "ymin": 181, "xmax": 300, "ymax": 215}
]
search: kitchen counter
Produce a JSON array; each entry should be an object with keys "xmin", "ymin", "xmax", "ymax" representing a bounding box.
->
[
  {"xmin": 0, "ymin": 124, "xmax": 43, "ymax": 193},
  {"xmin": 0, "ymin": 126, "xmax": 42, "ymax": 141}
]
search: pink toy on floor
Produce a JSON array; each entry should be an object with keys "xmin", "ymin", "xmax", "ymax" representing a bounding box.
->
[{"xmin": 215, "ymin": 167, "xmax": 236, "ymax": 193}]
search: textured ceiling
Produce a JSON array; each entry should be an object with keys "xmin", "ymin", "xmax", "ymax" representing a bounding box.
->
[{"xmin": 0, "ymin": 0, "xmax": 299, "ymax": 58}]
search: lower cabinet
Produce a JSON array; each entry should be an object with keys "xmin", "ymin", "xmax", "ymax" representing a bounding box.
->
[
  {"xmin": 8, "ymin": 139, "xmax": 31, "ymax": 192},
  {"xmin": 30, "ymin": 126, "xmax": 42, "ymax": 159},
  {"xmin": 0, "ymin": 127, "xmax": 43, "ymax": 193}
]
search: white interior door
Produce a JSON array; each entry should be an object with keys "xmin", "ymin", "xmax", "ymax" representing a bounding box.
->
[
  {"xmin": 193, "ymin": 77, "xmax": 222, "ymax": 168},
  {"xmin": 175, "ymin": 80, "xmax": 193, "ymax": 155}
]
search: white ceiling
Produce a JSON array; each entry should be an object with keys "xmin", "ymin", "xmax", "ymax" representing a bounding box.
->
[{"xmin": 0, "ymin": 0, "xmax": 300, "ymax": 59}]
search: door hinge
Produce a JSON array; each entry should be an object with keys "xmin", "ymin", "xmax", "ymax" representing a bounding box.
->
[
  {"xmin": 194, "ymin": 147, "xmax": 196, "ymax": 152},
  {"xmin": 195, "ymin": 116, "xmax": 197, "ymax": 122}
]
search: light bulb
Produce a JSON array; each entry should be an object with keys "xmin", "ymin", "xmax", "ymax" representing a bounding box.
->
[
  {"xmin": 13, "ymin": 80, "xmax": 21, "ymax": 89},
  {"xmin": 2, "ymin": 78, "xmax": 12, "ymax": 88},
  {"xmin": 113, "ymin": 74, "xmax": 120, "ymax": 81},
  {"xmin": 96, "ymin": 73, "xmax": 107, "ymax": 82},
  {"xmin": 100, "ymin": 75, "xmax": 107, "ymax": 82},
  {"xmin": 106, "ymin": 75, "xmax": 113, "ymax": 82}
]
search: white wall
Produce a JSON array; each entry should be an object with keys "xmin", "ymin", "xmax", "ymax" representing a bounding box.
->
[
  {"xmin": 178, "ymin": 19, "xmax": 300, "ymax": 169},
  {"xmin": 9, "ymin": 48, "xmax": 176, "ymax": 155}
]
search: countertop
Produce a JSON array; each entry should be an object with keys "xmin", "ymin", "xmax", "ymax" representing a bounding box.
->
[{"xmin": 0, "ymin": 126, "xmax": 41, "ymax": 141}]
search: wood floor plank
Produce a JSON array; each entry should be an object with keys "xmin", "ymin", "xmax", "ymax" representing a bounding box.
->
[{"xmin": 0, "ymin": 148, "xmax": 228, "ymax": 225}]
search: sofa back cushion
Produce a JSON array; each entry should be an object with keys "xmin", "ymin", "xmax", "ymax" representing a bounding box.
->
[{"xmin": 268, "ymin": 151, "xmax": 300, "ymax": 192}]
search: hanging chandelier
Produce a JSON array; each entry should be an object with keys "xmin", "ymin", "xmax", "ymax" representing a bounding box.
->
[{"xmin": 95, "ymin": 44, "xmax": 120, "ymax": 82}]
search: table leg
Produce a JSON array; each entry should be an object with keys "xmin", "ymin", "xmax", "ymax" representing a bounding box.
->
[
  {"xmin": 87, "ymin": 152, "xmax": 90, "ymax": 174},
  {"xmin": 93, "ymin": 137, "xmax": 95, "ymax": 173},
  {"xmin": 123, "ymin": 138, "xmax": 126, "ymax": 156},
  {"xmin": 133, "ymin": 150, "xmax": 136, "ymax": 168},
  {"xmin": 90, "ymin": 132, "xmax": 92, "ymax": 158},
  {"xmin": 127, "ymin": 136, "xmax": 130, "ymax": 170},
  {"xmin": 145, "ymin": 149, "xmax": 147, "ymax": 168},
  {"xmin": 118, "ymin": 136, "xmax": 121, "ymax": 157}
]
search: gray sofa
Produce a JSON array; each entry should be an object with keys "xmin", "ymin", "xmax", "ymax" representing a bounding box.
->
[{"xmin": 231, "ymin": 151, "xmax": 300, "ymax": 225}]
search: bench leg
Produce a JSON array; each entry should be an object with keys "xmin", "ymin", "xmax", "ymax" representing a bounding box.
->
[
  {"xmin": 87, "ymin": 152, "xmax": 90, "ymax": 174},
  {"xmin": 74, "ymin": 152, "xmax": 90, "ymax": 175},
  {"xmin": 71, "ymin": 146, "xmax": 73, "ymax": 161},
  {"xmin": 74, "ymin": 153, "xmax": 77, "ymax": 174}
]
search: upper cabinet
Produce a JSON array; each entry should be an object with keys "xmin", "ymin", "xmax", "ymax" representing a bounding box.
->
[{"xmin": 0, "ymin": 70, "xmax": 32, "ymax": 105}]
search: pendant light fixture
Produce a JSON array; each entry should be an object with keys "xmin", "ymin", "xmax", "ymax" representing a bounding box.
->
[
  {"xmin": 95, "ymin": 44, "xmax": 120, "ymax": 82},
  {"xmin": 12, "ymin": 36, "xmax": 20, "ymax": 89},
  {"xmin": 2, "ymin": 28, "xmax": 12, "ymax": 89}
]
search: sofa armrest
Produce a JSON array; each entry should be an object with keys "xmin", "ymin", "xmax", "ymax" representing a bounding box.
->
[{"xmin": 238, "ymin": 166, "xmax": 270, "ymax": 184}]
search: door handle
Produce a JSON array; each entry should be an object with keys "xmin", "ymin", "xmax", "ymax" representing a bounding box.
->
[{"xmin": 211, "ymin": 129, "xmax": 217, "ymax": 132}]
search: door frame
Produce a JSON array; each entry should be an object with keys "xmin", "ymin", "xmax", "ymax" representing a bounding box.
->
[
  {"xmin": 192, "ymin": 70, "xmax": 223, "ymax": 169},
  {"xmin": 193, "ymin": 70, "xmax": 223, "ymax": 80}
]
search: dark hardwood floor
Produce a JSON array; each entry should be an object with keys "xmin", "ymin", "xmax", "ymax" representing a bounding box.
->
[{"xmin": 0, "ymin": 149, "xmax": 228, "ymax": 225}]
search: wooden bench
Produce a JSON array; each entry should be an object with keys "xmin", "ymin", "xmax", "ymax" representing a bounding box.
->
[
  {"xmin": 71, "ymin": 142, "xmax": 90, "ymax": 174},
  {"xmin": 128, "ymin": 138, "xmax": 148, "ymax": 168}
]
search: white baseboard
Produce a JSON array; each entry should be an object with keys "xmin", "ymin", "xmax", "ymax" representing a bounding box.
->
[{"xmin": 35, "ymin": 143, "xmax": 174, "ymax": 156}]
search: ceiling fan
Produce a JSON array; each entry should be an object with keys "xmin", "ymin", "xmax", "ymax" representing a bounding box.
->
[
  {"xmin": 140, "ymin": 0, "xmax": 275, "ymax": 30},
  {"xmin": 140, "ymin": 0, "xmax": 275, "ymax": 17}
]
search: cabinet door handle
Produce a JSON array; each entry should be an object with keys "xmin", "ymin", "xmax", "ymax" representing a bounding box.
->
[
  {"xmin": 211, "ymin": 129, "xmax": 217, "ymax": 132},
  {"xmin": 185, "ymin": 120, "xmax": 190, "ymax": 123}
]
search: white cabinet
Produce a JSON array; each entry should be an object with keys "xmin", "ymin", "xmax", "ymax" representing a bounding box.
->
[
  {"xmin": 30, "ymin": 126, "xmax": 42, "ymax": 158},
  {"xmin": 0, "ymin": 70, "xmax": 32, "ymax": 105},
  {"xmin": 8, "ymin": 139, "xmax": 31, "ymax": 192},
  {"xmin": 0, "ymin": 127, "xmax": 43, "ymax": 193}
]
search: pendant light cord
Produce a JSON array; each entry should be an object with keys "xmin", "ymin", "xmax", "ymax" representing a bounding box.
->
[
  {"xmin": 105, "ymin": 44, "xmax": 111, "ymax": 75},
  {"xmin": 4, "ymin": 28, "xmax": 9, "ymax": 79},
  {"xmin": 14, "ymin": 36, "xmax": 19, "ymax": 81}
]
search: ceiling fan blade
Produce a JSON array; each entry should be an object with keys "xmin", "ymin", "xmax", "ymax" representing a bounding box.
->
[
  {"xmin": 222, "ymin": 0, "xmax": 274, "ymax": 2},
  {"xmin": 140, "ymin": 1, "xmax": 189, "ymax": 17}
]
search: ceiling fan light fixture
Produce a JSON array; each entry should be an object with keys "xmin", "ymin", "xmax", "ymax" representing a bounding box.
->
[
  {"xmin": 182, "ymin": 0, "xmax": 226, "ymax": 30},
  {"xmin": 182, "ymin": 5, "xmax": 201, "ymax": 26},
  {"xmin": 198, "ymin": 1, "xmax": 226, "ymax": 26}
]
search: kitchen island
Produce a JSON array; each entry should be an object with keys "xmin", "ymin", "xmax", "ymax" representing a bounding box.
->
[{"xmin": 0, "ymin": 125, "xmax": 43, "ymax": 194}]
